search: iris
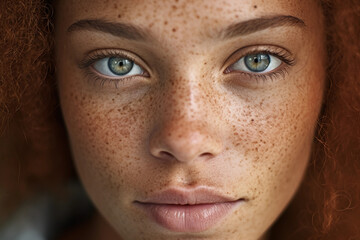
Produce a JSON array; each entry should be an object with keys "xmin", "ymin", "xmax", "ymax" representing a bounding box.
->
[
  {"xmin": 244, "ymin": 53, "xmax": 270, "ymax": 72},
  {"xmin": 108, "ymin": 57, "xmax": 134, "ymax": 75}
]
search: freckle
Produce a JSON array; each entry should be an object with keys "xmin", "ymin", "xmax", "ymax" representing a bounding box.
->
[
  {"xmin": 172, "ymin": 27, "xmax": 177, "ymax": 32},
  {"xmin": 164, "ymin": 20, "xmax": 168, "ymax": 25},
  {"xmin": 253, "ymin": 5, "xmax": 257, "ymax": 9},
  {"xmin": 114, "ymin": 3, "xmax": 118, "ymax": 9},
  {"xmin": 117, "ymin": 14, "xmax": 122, "ymax": 18}
]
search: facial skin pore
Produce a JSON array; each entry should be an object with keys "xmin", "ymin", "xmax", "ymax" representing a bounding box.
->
[{"xmin": 56, "ymin": 0, "xmax": 325, "ymax": 239}]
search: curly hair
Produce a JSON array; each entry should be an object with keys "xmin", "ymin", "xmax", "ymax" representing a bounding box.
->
[
  {"xmin": 0, "ymin": 0, "xmax": 359, "ymax": 239},
  {"xmin": 0, "ymin": 0, "xmax": 73, "ymax": 220}
]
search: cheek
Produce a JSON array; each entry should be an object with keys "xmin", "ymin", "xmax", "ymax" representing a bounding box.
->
[
  {"xmin": 227, "ymin": 68, "xmax": 324, "ymax": 203},
  {"xmin": 59, "ymin": 87, "xmax": 156, "ymax": 201},
  {"xmin": 213, "ymin": 69, "xmax": 324, "ymax": 235}
]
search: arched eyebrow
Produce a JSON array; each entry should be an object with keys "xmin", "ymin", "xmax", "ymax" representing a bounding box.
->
[
  {"xmin": 220, "ymin": 15, "xmax": 306, "ymax": 39},
  {"xmin": 67, "ymin": 15, "xmax": 306, "ymax": 41}
]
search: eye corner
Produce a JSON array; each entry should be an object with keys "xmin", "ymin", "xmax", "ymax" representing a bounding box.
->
[{"xmin": 223, "ymin": 66, "xmax": 232, "ymax": 74}]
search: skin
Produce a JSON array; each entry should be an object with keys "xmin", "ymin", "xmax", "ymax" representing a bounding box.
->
[{"xmin": 55, "ymin": 0, "xmax": 325, "ymax": 239}]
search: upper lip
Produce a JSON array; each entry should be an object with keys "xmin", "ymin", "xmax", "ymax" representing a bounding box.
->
[{"xmin": 135, "ymin": 187, "xmax": 243, "ymax": 205}]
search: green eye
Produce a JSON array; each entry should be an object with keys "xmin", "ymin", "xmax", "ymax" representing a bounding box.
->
[
  {"xmin": 93, "ymin": 57, "xmax": 144, "ymax": 77},
  {"xmin": 244, "ymin": 54, "xmax": 270, "ymax": 72},
  {"xmin": 228, "ymin": 52, "xmax": 282, "ymax": 74},
  {"xmin": 108, "ymin": 57, "xmax": 134, "ymax": 75}
]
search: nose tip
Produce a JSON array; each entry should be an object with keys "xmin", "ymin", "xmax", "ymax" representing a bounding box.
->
[{"xmin": 149, "ymin": 123, "xmax": 223, "ymax": 163}]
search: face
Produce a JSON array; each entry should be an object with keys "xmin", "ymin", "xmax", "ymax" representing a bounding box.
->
[{"xmin": 56, "ymin": 0, "xmax": 325, "ymax": 239}]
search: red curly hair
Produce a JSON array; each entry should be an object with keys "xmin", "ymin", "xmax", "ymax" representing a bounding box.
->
[{"xmin": 0, "ymin": 0, "xmax": 359, "ymax": 239}]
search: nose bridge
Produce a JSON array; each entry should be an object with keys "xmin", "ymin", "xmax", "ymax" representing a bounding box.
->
[
  {"xmin": 158, "ymin": 44, "xmax": 209, "ymax": 120},
  {"xmin": 164, "ymin": 72, "xmax": 204, "ymax": 122},
  {"xmin": 160, "ymin": 62, "xmax": 216, "ymax": 135},
  {"xmin": 149, "ymin": 70, "xmax": 223, "ymax": 163}
]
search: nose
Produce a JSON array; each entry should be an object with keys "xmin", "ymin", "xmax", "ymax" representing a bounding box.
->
[
  {"xmin": 149, "ymin": 121, "xmax": 223, "ymax": 163},
  {"xmin": 148, "ymin": 78, "xmax": 223, "ymax": 163}
]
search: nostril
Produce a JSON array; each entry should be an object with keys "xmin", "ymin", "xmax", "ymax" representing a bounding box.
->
[
  {"xmin": 157, "ymin": 151, "xmax": 213, "ymax": 162},
  {"xmin": 159, "ymin": 151, "xmax": 175, "ymax": 160},
  {"xmin": 199, "ymin": 152, "xmax": 212, "ymax": 159}
]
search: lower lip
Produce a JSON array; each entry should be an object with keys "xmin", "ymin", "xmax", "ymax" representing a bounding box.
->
[{"xmin": 136, "ymin": 200, "xmax": 243, "ymax": 232}]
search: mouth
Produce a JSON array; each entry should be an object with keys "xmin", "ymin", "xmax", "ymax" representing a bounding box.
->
[{"xmin": 134, "ymin": 187, "xmax": 246, "ymax": 232}]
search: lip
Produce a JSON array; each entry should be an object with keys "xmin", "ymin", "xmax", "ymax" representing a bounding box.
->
[{"xmin": 134, "ymin": 187, "xmax": 246, "ymax": 232}]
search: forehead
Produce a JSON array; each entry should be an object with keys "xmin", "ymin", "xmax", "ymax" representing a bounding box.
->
[{"xmin": 57, "ymin": 0, "xmax": 319, "ymax": 35}]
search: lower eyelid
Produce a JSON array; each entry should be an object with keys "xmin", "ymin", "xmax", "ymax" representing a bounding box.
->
[
  {"xmin": 90, "ymin": 66, "xmax": 146, "ymax": 81},
  {"xmin": 236, "ymin": 66, "xmax": 290, "ymax": 83},
  {"xmin": 83, "ymin": 67, "xmax": 148, "ymax": 90}
]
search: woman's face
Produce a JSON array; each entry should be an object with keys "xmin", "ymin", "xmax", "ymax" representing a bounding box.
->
[{"xmin": 56, "ymin": 0, "xmax": 325, "ymax": 239}]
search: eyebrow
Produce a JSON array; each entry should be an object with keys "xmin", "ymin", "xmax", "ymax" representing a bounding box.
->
[
  {"xmin": 67, "ymin": 19, "xmax": 148, "ymax": 41},
  {"xmin": 67, "ymin": 15, "xmax": 306, "ymax": 41},
  {"xmin": 220, "ymin": 15, "xmax": 306, "ymax": 39}
]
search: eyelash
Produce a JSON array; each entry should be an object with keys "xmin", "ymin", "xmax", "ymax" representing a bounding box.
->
[
  {"xmin": 78, "ymin": 49, "xmax": 148, "ymax": 88},
  {"xmin": 78, "ymin": 47, "xmax": 295, "ymax": 87},
  {"xmin": 224, "ymin": 48, "xmax": 296, "ymax": 83}
]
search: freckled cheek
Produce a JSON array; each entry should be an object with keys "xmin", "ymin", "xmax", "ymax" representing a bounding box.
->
[
  {"xmin": 232, "ymin": 81, "xmax": 321, "ymax": 159},
  {"xmin": 226, "ymin": 78, "xmax": 323, "ymax": 194},
  {"xmin": 61, "ymin": 92, "xmax": 154, "ymax": 192}
]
